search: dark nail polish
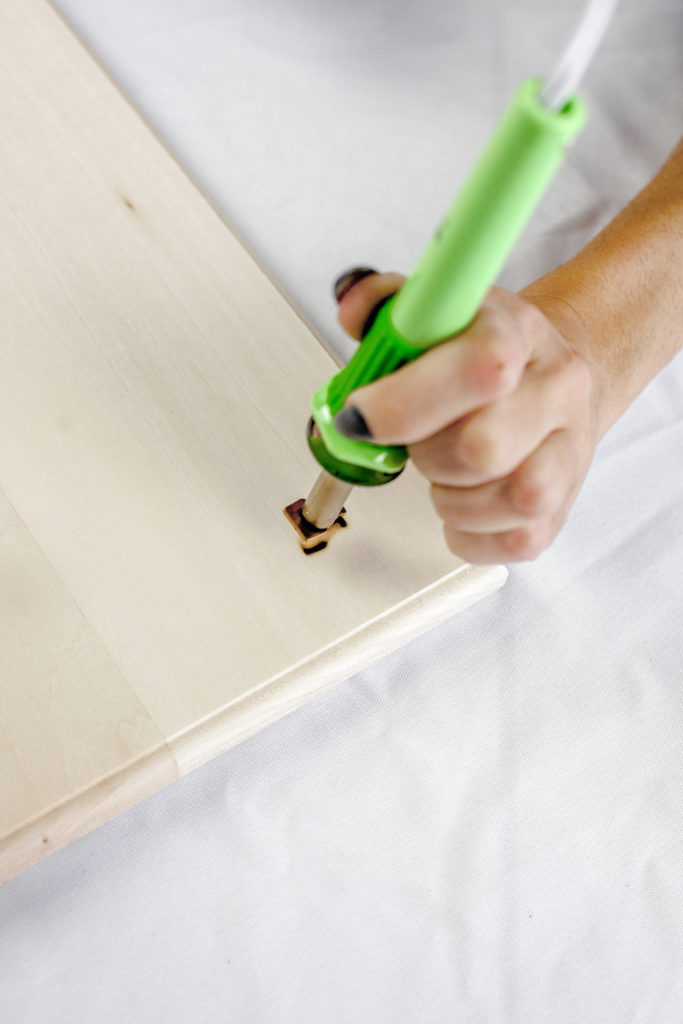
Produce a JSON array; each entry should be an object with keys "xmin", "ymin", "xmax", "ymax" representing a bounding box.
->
[
  {"xmin": 334, "ymin": 405, "xmax": 373, "ymax": 441},
  {"xmin": 333, "ymin": 266, "xmax": 377, "ymax": 304}
]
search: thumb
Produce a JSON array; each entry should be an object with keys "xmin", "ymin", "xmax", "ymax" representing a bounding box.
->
[
  {"xmin": 334, "ymin": 267, "xmax": 406, "ymax": 341},
  {"xmin": 331, "ymin": 267, "xmax": 409, "ymax": 444}
]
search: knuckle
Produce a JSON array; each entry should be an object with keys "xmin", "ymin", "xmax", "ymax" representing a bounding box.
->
[
  {"xmin": 507, "ymin": 469, "xmax": 555, "ymax": 519},
  {"xmin": 468, "ymin": 339, "xmax": 518, "ymax": 397},
  {"xmin": 501, "ymin": 527, "xmax": 548, "ymax": 561},
  {"xmin": 553, "ymin": 340, "xmax": 578, "ymax": 377},
  {"xmin": 516, "ymin": 297, "xmax": 548, "ymax": 335},
  {"xmin": 457, "ymin": 422, "xmax": 504, "ymax": 477}
]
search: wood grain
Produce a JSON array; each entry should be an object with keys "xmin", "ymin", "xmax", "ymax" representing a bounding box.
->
[{"xmin": 0, "ymin": 0, "xmax": 507, "ymax": 882}]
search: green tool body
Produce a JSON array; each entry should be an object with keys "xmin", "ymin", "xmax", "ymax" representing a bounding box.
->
[{"xmin": 308, "ymin": 78, "xmax": 585, "ymax": 486}]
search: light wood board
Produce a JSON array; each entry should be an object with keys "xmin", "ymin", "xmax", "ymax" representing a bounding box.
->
[{"xmin": 0, "ymin": 0, "xmax": 507, "ymax": 882}]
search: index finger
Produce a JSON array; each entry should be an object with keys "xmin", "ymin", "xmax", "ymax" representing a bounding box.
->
[{"xmin": 340, "ymin": 291, "xmax": 534, "ymax": 446}]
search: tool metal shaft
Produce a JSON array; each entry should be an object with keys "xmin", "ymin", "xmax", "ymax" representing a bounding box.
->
[{"xmin": 302, "ymin": 470, "xmax": 353, "ymax": 529}]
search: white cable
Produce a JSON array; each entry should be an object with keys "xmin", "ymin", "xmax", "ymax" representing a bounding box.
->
[{"xmin": 541, "ymin": 0, "xmax": 619, "ymax": 110}]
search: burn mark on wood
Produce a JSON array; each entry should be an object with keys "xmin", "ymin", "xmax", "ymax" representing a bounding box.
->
[{"xmin": 283, "ymin": 498, "xmax": 348, "ymax": 554}]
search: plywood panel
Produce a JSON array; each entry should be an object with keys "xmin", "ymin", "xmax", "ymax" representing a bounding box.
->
[{"xmin": 0, "ymin": 0, "xmax": 506, "ymax": 881}]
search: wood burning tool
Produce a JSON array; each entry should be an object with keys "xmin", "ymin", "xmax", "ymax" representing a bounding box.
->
[{"xmin": 284, "ymin": 0, "xmax": 618, "ymax": 552}]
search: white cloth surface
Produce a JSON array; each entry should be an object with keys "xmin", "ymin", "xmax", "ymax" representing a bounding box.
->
[{"xmin": 2, "ymin": 1, "xmax": 683, "ymax": 1020}]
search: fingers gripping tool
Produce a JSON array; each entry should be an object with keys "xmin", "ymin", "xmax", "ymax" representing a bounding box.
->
[{"xmin": 284, "ymin": 79, "xmax": 585, "ymax": 550}]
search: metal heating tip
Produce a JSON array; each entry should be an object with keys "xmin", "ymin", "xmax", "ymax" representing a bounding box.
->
[{"xmin": 302, "ymin": 470, "xmax": 353, "ymax": 529}]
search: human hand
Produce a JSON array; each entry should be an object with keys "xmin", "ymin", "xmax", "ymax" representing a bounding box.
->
[{"xmin": 332, "ymin": 267, "xmax": 598, "ymax": 564}]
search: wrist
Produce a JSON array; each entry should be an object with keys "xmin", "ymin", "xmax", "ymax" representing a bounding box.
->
[{"xmin": 519, "ymin": 273, "xmax": 622, "ymax": 443}]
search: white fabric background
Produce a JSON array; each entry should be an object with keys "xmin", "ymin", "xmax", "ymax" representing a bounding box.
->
[{"xmin": 2, "ymin": 1, "xmax": 682, "ymax": 1020}]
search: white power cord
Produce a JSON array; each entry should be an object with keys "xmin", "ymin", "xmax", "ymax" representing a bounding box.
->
[{"xmin": 541, "ymin": 0, "xmax": 619, "ymax": 110}]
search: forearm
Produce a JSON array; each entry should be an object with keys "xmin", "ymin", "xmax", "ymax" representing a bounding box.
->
[{"xmin": 520, "ymin": 138, "xmax": 683, "ymax": 441}]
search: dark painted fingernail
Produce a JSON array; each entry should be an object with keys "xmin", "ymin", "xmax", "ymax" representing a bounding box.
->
[
  {"xmin": 333, "ymin": 266, "xmax": 377, "ymax": 303},
  {"xmin": 334, "ymin": 405, "xmax": 373, "ymax": 441}
]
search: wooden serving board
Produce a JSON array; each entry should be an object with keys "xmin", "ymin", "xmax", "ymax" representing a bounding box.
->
[{"xmin": 0, "ymin": 0, "xmax": 507, "ymax": 881}]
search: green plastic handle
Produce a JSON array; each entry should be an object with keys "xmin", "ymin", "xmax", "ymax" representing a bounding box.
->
[{"xmin": 310, "ymin": 77, "xmax": 585, "ymax": 482}]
